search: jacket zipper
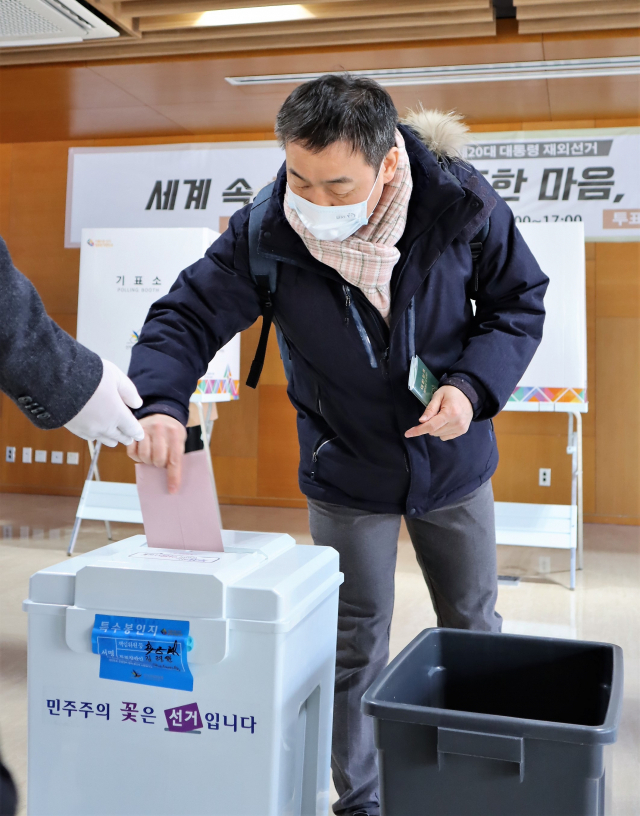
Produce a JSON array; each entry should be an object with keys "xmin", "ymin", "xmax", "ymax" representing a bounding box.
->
[
  {"xmin": 380, "ymin": 347, "xmax": 390, "ymax": 378},
  {"xmin": 343, "ymin": 286, "xmax": 351, "ymax": 326},
  {"xmin": 345, "ymin": 286, "xmax": 379, "ymax": 369},
  {"xmin": 312, "ymin": 437, "xmax": 334, "ymax": 462},
  {"xmin": 351, "ymin": 288, "xmax": 390, "ymax": 375},
  {"xmin": 311, "ymin": 436, "xmax": 336, "ymax": 478},
  {"xmin": 350, "ymin": 286, "xmax": 388, "ymax": 348}
]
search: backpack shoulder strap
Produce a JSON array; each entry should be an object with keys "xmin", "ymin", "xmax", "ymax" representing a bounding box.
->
[
  {"xmin": 470, "ymin": 217, "xmax": 490, "ymax": 294},
  {"xmin": 246, "ymin": 182, "xmax": 278, "ymax": 389},
  {"xmin": 248, "ymin": 182, "xmax": 278, "ymax": 292},
  {"xmin": 469, "ymin": 217, "xmax": 490, "ymax": 262}
]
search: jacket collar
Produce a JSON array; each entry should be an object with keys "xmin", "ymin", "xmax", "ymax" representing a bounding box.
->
[
  {"xmin": 257, "ymin": 125, "xmax": 484, "ymax": 304},
  {"xmin": 395, "ymin": 123, "xmax": 466, "ymax": 248}
]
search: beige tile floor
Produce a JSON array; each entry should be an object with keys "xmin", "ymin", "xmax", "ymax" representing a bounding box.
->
[{"xmin": 0, "ymin": 493, "xmax": 638, "ymax": 815}]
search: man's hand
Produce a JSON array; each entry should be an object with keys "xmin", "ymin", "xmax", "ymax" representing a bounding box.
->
[
  {"xmin": 127, "ymin": 414, "xmax": 187, "ymax": 494},
  {"xmin": 405, "ymin": 385, "xmax": 473, "ymax": 441}
]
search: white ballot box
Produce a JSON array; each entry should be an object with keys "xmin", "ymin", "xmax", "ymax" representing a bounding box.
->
[{"xmin": 24, "ymin": 533, "xmax": 342, "ymax": 816}]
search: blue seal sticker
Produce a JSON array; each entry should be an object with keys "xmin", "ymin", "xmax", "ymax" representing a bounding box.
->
[{"xmin": 91, "ymin": 615, "xmax": 194, "ymax": 692}]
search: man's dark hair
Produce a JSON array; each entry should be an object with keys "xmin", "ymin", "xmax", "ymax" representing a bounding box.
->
[{"xmin": 275, "ymin": 74, "xmax": 398, "ymax": 169}]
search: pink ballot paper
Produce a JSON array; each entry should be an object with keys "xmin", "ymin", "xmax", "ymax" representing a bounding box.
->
[{"xmin": 135, "ymin": 450, "xmax": 223, "ymax": 552}]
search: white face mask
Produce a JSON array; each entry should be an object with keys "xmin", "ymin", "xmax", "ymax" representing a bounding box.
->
[{"xmin": 286, "ymin": 164, "xmax": 383, "ymax": 242}]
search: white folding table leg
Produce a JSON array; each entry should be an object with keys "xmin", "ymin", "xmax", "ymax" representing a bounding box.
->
[
  {"xmin": 87, "ymin": 440, "xmax": 113, "ymax": 541},
  {"xmin": 567, "ymin": 411, "xmax": 584, "ymax": 581},
  {"xmin": 197, "ymin": 402, "xmax": 222, "ymax": 529},
  {"xmin": 67, "ymin": 441, "xmax": 103, "ymax": 557},
  {"xmin": 570, "ymin": 547, "xmax": 576, "ymax": 591},
  {"xmin": 67, "ymin": 516, "xmax": 82, "ymax": 557},
  {"xmin": 575, "ymin": 410, "xmax": 584, "ymax": 571}
]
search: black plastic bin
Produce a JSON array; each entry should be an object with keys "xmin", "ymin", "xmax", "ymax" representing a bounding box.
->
[{"xmin": 362, "ymin": 629, "xmax": 623, "ymax": 816}]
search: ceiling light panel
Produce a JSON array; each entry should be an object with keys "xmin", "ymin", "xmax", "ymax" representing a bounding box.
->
[
  {"xmin": 197, "ymin": 4, "xmax": 314, "ymax": 26},
  {"xmin": 226, "ymin": 57, "xmax": 640, "ymax": 86}
]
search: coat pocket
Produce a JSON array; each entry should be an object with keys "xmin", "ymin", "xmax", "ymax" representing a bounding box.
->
[
  {"xmin": 309, "ymin": 435, "xmax": 409, "ymax": 505},
  {"xmin": 310, "ymin": 436, "xmax": 336, "ymax": 479}
]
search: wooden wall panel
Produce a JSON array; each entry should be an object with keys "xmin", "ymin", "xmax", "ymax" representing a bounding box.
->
[
  {"xmin": 8, "ymin": 142, "xmax": 80, "ymax": 315},
  {"xmin": 0, "ymin": 128, "xmax": 638, "ymax": 524},
  {"xmin": 593, "ymin": 242, "xmax": 640, "ymax": 523},
  {"xmin": 546, "ymin": 75, "xmax": 640, "ymax": 121},
  {"xmin": 594, "ymin": 316, "xmax": 640, "ymax": 521},
  {"xmin": 259, "ymin": 330, "xmax": 289, "ymax": 387},
  {"xmin": 211, "ymin": 455, "xmax": 258, "ymax": 498},
  {"xmin": 256, "ymin": 385, "xmax": 304, "ymax": 502},
  {"xmin": 491, "ymin": 430, "xmax": 574, "ymax": 505},
  {"xmin": 1, "ymin": 26, "xmax": 639, "ymax": 139},
  {"xmin": 492, "ymin": 412, "xmax": 574, "ymax": 505},
  {"xmin": 594, "ymin": 242, "xmax": 640, "ymax": 319},
  {"xmin": 211, "ymin": 321, "xmax": 261, "ymax": 460},
  {"xmin": 0, "ymin": 143, "xmax": 11, "ymax": 237},
  {"xmin": 583, "ymin": 434, "xmax": 596, "ymax": 516},
  {"xmin": 0, "ymin": 400, "xmax": 87, "ymax": 495},
  {"xmin": 583, "ymin": 247, "xmax": 596, "ymax": 440},
  {"xmin": 93, "ymin": 444, "xmax": 136, "ymax": 484}
]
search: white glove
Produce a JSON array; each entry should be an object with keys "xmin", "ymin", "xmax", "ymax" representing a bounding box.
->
[{"xmin": 64, "ymin": 359, "xmax": 145, "ymax": 448}]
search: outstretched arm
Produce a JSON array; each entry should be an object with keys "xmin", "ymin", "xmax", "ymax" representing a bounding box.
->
[{"xmin": 127, "ymin": 206, "xmax": 262, "ymax": 490}]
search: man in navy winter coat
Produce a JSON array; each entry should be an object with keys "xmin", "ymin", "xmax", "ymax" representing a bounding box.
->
[{"xmin": 128, "ymin": 76, "xmax": 548, "ymax": 816}]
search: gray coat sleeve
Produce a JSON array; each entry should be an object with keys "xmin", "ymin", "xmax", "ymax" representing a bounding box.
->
[{"xmin": 0, "ymin": 236, "xmax": 103, "ymax": 429}]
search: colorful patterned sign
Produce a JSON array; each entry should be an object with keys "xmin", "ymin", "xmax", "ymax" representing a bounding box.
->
[
  {"xmin": 509, "ymin": 387, "xmax": 586, "ymax": 405},
  {"xmin": 194, "ymin": 365, "xmax": 239, "ymax": 400}
]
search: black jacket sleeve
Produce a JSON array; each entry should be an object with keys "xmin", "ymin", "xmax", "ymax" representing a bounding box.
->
[
  {"xmin": 0, "ymin": 236, "xmax": 103, "ymax": 429},
  {"xmin": 447, "ymin": 191, "xmax": 549, "ymax": 420},
  {"xmin": 128, "ymin": 205, "xmax": 262, "ymax": 425}
]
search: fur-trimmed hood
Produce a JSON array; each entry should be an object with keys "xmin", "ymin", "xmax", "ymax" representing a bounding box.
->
[{"xmin": 401, "ymin": 107, "xmax": 469, "ymax": 159}]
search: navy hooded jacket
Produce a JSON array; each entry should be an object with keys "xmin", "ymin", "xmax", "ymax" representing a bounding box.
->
[{"xmin": 129, "ymin": 116, "xmax": 548, "ymax": 518}]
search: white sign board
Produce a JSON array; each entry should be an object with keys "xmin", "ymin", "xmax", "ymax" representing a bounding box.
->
[
  {"xmin": 66, "ymin": 142, "xmax": 284, "ymax": 247},
  {"xmin": 77, "ymin": 228, "xmax": 239, "ymax": 402},
  {"xmin": 465, "ymin": 127, "xmax": 640, "ymax": 241},
  {"xmin": 506, "ymin": 222, "xmax": 587, "ymax": 411}
]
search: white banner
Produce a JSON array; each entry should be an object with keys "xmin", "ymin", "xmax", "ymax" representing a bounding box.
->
[
  {"xmin": 465, "ymin": 127, "xmax": 640, "ymax": 241},
  {"xmin": 66, "ymin": 128, "xmax": 639, "ymax": 247},
  {"xmin": 66, "ymin": 142, "xmax": 285, "ymax": 248}
]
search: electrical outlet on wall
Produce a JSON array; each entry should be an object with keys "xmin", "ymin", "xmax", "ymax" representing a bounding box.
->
[
  {"xmin": 539, "ymin": 468, "xmax": 551, "ymax": 487},
  {"xmin": 5, "ymin": 447, "xmax": 16, "ymax": 463},
  {"xmin": 22, "ymin": 447, "xmax": 33, "ymax": 464},
  {"xmin": 51, "ymin": 451, "xmax": 63, "ymax": 465},
  {"xmin": 35, "ymin": 450, "xmax": 47, "ymax": 463},
  {"xmin": 67, "ymin": 452, "xmax": 79, "ymax": 465},
  {"xmin": 539, "ymin": 556, "xmax": 551, "ymax": 574}
]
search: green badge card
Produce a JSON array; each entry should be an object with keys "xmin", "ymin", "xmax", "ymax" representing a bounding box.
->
[{"xmin": 408, "ymin": 356, "xmax": 440, "ymax": 408}]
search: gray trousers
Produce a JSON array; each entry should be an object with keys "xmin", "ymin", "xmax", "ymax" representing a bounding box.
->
[{"xmin": 308, "ymin": 480, "xmax": 502, "ymax": 816}]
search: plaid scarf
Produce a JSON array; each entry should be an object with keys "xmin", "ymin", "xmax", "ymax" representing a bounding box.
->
[{"xmin": 284, "ymin": 130, "xmax": 413, "ymax": 322}]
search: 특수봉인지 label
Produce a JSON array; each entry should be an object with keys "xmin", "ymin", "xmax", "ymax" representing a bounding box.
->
[{"xmin": 91, "ymin": 615, "xmax": 194, "ymax": 692}]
